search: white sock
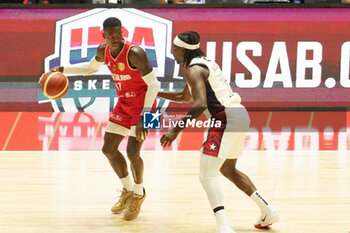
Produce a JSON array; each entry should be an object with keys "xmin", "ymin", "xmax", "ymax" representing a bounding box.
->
[
  {"xmin": 134, "ymin": 182, "xmax": 144, "ymax": 196},
  {"xmin": 215, "ymin": 209, "xmax": 230, "ymax": 227},
  {"xmin": 120, "ymin": 174, "xmax": 133, "ymax": 192},
  {"xmin": 250, "ymin": 190, "xmax": 272, "ymax": 213}
]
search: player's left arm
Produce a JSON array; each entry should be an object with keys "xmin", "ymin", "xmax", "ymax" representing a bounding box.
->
[{"xmin": 129, "ymin": 45, "xmax": 160, "ymax": 141}]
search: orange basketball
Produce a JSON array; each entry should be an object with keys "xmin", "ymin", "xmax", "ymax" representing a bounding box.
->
[{"xmin": 40, "ymin": 72, "xmax": 69, "ymax": 100}]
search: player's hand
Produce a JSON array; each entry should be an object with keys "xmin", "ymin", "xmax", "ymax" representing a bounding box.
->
[
  {"xmin": 160, "ymin": 129, "xmax": 180, "ymax": 148},
  {"xmin": 136, "ymin": 116, "xmax": 148, "ymax": 142},
  {"xmin": 38, "ymin": 67, "xmax": 63, "ymax": 84},
  {"xmin": 50, "ymin": 66, "xmax": 64, "ymax": 73}
]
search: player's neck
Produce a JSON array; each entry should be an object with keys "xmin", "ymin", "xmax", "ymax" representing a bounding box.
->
[
  {"xmin": 110, "ymin": 40, "xmax": 124, "ymax": 58},
  {"xmin": 110, "ymin": 46, "xmax": 123, "ymax": 58}
]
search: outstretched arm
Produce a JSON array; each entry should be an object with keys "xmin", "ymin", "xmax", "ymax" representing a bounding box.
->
[
  {"xmin": 51, "ymin": 44, "xmax": 105, "ymax": 75},
  {"xmin": 39, "ymin": 44, "xmax": 105, "ymax": 84}
]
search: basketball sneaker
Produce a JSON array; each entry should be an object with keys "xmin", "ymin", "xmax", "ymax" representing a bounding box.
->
[
  {"xmin": 111, "ymin": 188, "xmax": 133, "ymax": 213},
  {"xmin": 254, "ymin": 209, "xmax": 279, "ymax": 229},
  {"xmin": 216, "ymin": 225, "xmax": 237, "ymax": 233},
  {"xmin": 123, "ymin": 188, "xmax": 146, "ymax": 221}
]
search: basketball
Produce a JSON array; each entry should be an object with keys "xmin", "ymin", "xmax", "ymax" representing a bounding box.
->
[{"xmin": 40, "ymin": 72, "xmax": 69, "ymax": 99}]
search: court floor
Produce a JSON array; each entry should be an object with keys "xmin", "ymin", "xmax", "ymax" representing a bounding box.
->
[{"xmin": 0, "ymin": 151, "xmax": 349, "ymax": 233}]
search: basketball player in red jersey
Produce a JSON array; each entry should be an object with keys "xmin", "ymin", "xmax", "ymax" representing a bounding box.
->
[
  {"xmin": 158, "ymin": 31, "xmax": 279, "ymax": 233},
  {"xmin": 44, "ymin": 17, "xmax": 160, "ymax": 221}
]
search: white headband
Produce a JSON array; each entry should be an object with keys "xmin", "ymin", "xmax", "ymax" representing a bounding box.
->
[{"xmin": 173, "ymin": 35, "xmax": 200, "ymax": 50}]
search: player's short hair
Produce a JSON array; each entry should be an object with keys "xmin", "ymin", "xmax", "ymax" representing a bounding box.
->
[
  {"xmin": 177, "ymin": 31, "xmax": 205, "ymax": 67},
  {"xmin": 103, "ymin": 17, "xmax": 122, "ymax": 30}
]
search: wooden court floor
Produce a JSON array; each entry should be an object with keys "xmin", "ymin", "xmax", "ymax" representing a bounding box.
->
[{"xmin": 0, "ymin": 151, "xmax": 349, "ymax": 233}]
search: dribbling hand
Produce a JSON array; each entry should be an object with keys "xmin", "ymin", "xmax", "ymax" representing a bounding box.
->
[
  {"xmin": 50, "ymin": 66, "xmax": 64, "ymax": 73},
  {"xmin": 38, "ymin": 67, "xmax": 64, "ymax": 84}
]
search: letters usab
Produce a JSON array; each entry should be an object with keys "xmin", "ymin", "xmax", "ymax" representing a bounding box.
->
[
  {"xmin": 217, "ymin": 41, "xmax": 350, "ymax": 88},
  {"xmin": 42, "ymin": 8, "xmax": 173, "ymax": 112}
]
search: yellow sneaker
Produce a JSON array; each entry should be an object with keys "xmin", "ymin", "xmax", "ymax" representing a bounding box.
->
[
  {"xmin": 111, "ymin": 188, "xmax": 133, "ymax": 213},
  {"xmin": 123, "ymin": 188, "xmax": 146, "ymax": 220}
]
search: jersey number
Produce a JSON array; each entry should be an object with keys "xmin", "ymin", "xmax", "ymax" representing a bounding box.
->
[{"xmin": 116, "ymin": 83, "xmax": 122, "ymax": 91}]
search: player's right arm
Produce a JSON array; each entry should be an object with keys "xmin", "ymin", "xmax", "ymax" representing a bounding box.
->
[
  {"xmin": 50, "ymin": 44, "xmax": 106, "ymax": 75},
  {"xmin": 157, "ymin": 84, "xmax": 192, "ymax": 103}
]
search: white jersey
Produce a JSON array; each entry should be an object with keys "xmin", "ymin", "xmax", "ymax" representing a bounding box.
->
[
  {"xmin": 189, "ymin": 57, "xmax": 249, "ymax": 159},
  {"xmin": 188, "ymin": 57, "xmax": 241, "ymax": 117}
]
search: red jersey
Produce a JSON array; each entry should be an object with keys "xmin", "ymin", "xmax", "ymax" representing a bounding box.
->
[
  {"xmin": 105, "ymin": 40, "xmax": 155, "ymax": 129},
  {"xmin": 105, "ymin": 40, "xmax": 147, "ymax": 99}
]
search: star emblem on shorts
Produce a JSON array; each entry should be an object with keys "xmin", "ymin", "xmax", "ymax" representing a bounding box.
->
[{"xmin": 209, "ymin": 143, "xmax": 216, "ymax": 151}]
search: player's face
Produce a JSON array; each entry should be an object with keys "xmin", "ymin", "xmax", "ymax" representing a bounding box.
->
[
  {"xmin": 172, "ymin": 44, "xmax": 185, "ymax": 65},
  {"xmin": 103, "ymin": 26, "xmax": 123, "ymax": 51}
]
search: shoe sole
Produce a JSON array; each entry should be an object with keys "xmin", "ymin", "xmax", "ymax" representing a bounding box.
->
[
  {"xmin": 111, "ymin": 210, "xmax": 124, "ymax": 214},
  {"xmin": 254, "ymin": 215, "xmax": 279, "ymax": 229}
]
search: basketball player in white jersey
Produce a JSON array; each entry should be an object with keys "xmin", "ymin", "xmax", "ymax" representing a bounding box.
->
[{"xmin": 159, "ymin": 31, "xmax": 279, "ymax": 233}]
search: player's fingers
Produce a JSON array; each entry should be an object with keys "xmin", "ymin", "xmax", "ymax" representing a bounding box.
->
[
  {"xmin": 165, "ymin": 140, "xmax": 172, "ymax": 148},
  {"xmin": 136, "ymin": 134, "xmax": 141, "ymax": 142},
  {"xmin": 160, "ymin": 135, "xmax": 165, "ymax": 143},
  {"xmin": 160, "ymin": 137, "xmax": 167, "ymax": 147},
  {"xmin": 140, "ymin": 130, "xmax": 146, "ymax": 141},
  {"xmin": 161, "ymin": 135, "xmax": 169, "ymax": 146},
  {"xmin": 141, "ymin": 129, "xmax": 146, "ymax": 140},
  {"xmin": 139, "ymin": 133, "xmax": 144, "ymax": 142},
  {"xmin": 135, "ymin": 128, "xmax": 142, "ymax": 141},
  {"xmin": 162, "ymin": 137, "xmax": 169, "ymax": 147},
  {"xmin": 163, "ymin": 141, "xmax": 169, "ymax": 148},
  {"xmin": 50, "ymin": 67, "xmax": 60, "ymax": 73}
]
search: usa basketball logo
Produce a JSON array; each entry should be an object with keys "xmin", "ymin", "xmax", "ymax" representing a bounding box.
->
[{"xmin": 40, "ymin": 8, "xmax": 173, "ymax": 112}]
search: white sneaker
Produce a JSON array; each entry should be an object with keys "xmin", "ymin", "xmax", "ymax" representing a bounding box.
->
[
  {"xmin": 216, "ymin": 225, "xmax": 237, "ymax": 233},
  {"xmin": 254, "ymin": 209, "xmax": 279, "ymax": 229}
]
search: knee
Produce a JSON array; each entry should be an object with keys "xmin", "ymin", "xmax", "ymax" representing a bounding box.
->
[
  {"xmin": 199, "ymin": 172, "xmax": 213, "ymax": 186},
  {"xmin": 220, "ymin": 165, "xmax": 237, "ymax": 178},
  {"xmin": 102, "ymin": 144, "xmax": 115, "ymax": 160},
  {"xmin": 199, "ymin": 174, "xmax": 206, "ymax": 186},
  {"xmin": 199, "ymin": 173, "xmax": 205, "ymax": 184},
  {"xmin": 126, "ymin": 148, "xmax": 141, "ymax": 164},
  {"xmin": 220, "ymin": 165, "xmax": 230, "ymax": 177}
]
